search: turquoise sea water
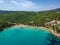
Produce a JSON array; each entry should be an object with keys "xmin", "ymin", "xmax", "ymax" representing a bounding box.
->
[{"xmin": 0, "ymin": 26, "xmax": 60, "ymax": 45}]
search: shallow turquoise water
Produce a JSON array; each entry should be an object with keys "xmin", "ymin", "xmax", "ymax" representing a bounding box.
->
[{"xmin": 0, "ymin": 26, "xmax": 60, "ymax": 45}]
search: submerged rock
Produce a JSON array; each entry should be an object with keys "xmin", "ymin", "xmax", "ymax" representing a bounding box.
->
[{"xmin": 47, "ymin": 33, "xmax": 60, "ymax": 45}]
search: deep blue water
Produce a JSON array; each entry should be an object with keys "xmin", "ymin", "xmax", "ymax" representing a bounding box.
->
[{"xmin": 0, "ymin": 26, "xmax": 60, "ymax": 45}]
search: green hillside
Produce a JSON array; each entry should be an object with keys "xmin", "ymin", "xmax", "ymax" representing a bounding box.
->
[{"xmin": 0, "ymin": 8, "xmax": 60, "ymax": 31}]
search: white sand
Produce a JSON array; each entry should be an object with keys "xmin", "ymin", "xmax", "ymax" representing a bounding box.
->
[{"xmin": 14, "ymin": 24, "xmax": 60, "ymax": 38}]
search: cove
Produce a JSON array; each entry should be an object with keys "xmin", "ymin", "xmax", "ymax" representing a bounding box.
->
[{"xmin": 0, "ymin": 26, "xmax": 60, "ymax": 45}]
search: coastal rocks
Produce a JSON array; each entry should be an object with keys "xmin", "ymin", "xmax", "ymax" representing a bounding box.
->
[
  {"xmin": 0, "ymin": 22, "xmax": 16, "ymax": 32},
  {"xmin": 56, "ymin": 33, "xmax": 60, "ymax": 38},
  {"xmin": 0, "ymin": 25, "xmax": 3, "ymax": 32},
  {"xmin": 0, "ymin": 28, "xmax": 3, "ymax": 32}
]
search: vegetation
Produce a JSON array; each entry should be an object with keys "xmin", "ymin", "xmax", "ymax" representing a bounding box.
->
[{"xmin": 0, "ymin": 8, "xmax": 60, "ymax": 32}]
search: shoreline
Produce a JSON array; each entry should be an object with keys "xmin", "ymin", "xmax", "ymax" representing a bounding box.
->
[
  {"xmin": 3, "ymin": 24, "xmax": 60, "ymax": 39},
  {"xmin": 16, "ymin": 24, "xmax": 60, "ymax": 38}
]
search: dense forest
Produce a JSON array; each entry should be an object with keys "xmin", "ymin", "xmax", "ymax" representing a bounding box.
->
[{"xmin": 0, "ymin": 8, "xmax": 60, "ymax": 31}]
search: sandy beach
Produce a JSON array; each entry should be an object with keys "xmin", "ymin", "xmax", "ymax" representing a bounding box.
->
[
  {"xmin": 16, "ymin": 24, "xmax": 60, "ymax": 38},
  {"xmin": 10, "ymin": 23, "xmax": 60, "ymax": 39}
]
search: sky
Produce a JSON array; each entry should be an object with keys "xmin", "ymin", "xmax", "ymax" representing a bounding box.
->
[{"xmin": 0, "ymin": 0, "xmax": 60, "ymax": 11}]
